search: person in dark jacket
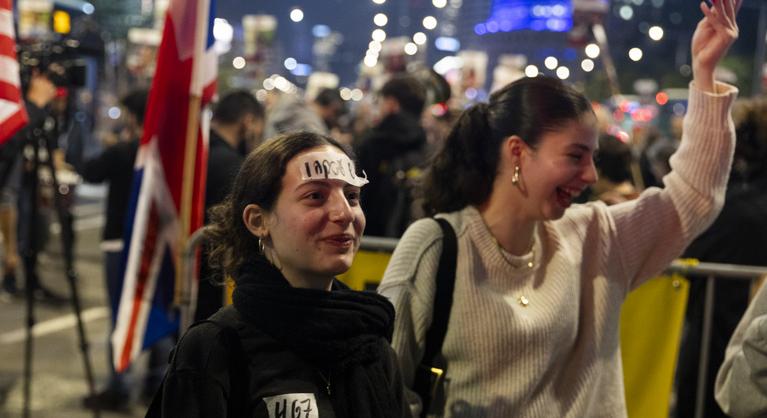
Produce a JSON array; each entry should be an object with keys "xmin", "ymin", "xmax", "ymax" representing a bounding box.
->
[
  {"xmin": 196, "ymin": 90, "xmax": 264, "ymax": 322},
  {"xmin": 147, "ymin": 131, "xmax": 411, "ymax": 418},
  {"xmin": 355, "ymin": 75, "xmax": 428, "ymax": 238},
  {"xmin": 0, "ymin": 71, "xmax": 57, "ymax": 297},
  {"xmin": 82, "ymin": 89, "xmax": 170, "ymax": 410}
]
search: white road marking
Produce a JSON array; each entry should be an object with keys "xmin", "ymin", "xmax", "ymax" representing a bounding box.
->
[
  {"xmin": 49, "ymin": 214, "xmax": 105, "ymax": 234},
  {"xmin": 0, "ymin": 307, "xmax": 110, "ymax": 345}
]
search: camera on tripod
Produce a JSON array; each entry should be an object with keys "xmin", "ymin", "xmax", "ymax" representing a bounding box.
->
[{"xmin": 18, "ymin": 39, "xmax": 87, "ymax": 89}]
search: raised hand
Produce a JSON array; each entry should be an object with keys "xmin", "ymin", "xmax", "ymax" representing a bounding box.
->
[{"xmin": 691, "ymin": 0, "xmax": 740, "ymax": 92}]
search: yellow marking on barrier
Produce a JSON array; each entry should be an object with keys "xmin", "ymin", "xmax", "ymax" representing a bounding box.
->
[
  {"xmin": 338, "ymin": 250, "xmax": 392, "ymax": 291},
  {"xmin": 676, "ymin": 258, "xmax": 700, "ymax": 267}
]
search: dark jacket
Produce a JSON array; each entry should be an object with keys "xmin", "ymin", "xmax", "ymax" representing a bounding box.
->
[
  {"xmin": 151, "ymin": 258, "xmax": 410, "ymax": 418},
  {"xmin": 82, "ymin": 139, "xmax": 139, "ymax": 241},
  {"xmin": 205, "ymin": 130, "xmax": 244, "ymax": 216},
  {"xmin": 148, "ymin": 304, "xmax": 409, "ymax": 418},
  {"xmin": 355, "ymin": 112, "xmax": 427, "ymax": 238},
  {"xmin": 196, "ymin": 130, "xmax": 245, "ymax": 322}
]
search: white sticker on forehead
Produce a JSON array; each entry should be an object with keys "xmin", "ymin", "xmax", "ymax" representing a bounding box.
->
[{"xmin": 297, "ymin": 151, "xmax": 369, "ymax": 187}]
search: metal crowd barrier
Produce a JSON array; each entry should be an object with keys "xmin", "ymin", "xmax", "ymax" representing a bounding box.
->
[
  {"xmin": 665, "ymin": 260, "xmax": 767, "ymax": 418},
  {"xmin": 179, "ymin": 226, "xmax": 210, "ymax": 332},
  {"xmin": 181, "ymin": 228, "xmax": 767, "ymax": 418}
]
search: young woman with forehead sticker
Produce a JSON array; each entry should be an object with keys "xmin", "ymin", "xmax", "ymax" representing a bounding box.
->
[
  {"xmin": 147, "ymin": 132, "xmax": 411, "ymax": 418},
  {"xmin": 377, "ymin": 1, "xmax": 741, "ymax": 417}
]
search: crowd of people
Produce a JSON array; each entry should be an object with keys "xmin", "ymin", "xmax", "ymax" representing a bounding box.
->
[{"xmin": 3, "ymin": 0, "xmax": 765, "ymax": 417}]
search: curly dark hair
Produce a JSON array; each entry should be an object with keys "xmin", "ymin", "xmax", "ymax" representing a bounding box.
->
[
  {"xmin": 422, "ymin": 76, "xmax": 594, "ymax": 215},
  {"xmin": 205, "ymin": 131, "xmax": 351, "ymax": 280}
]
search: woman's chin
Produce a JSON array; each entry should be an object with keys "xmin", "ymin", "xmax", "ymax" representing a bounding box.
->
[{"xmin": 324, "ymin": 258, "xmax": 354, "ymax": 277}]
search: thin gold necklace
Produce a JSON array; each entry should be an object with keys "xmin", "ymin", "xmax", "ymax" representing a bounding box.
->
[
  {"xmin": 493, "ymin": 236, "xmax": 536, "ymax": 270},
  {"xmin": 492, "ymin": 232, "xmax": 536, "ymax": 308},
  {"xmin": 500, "ymin": 246, "xmax": 535, "ymax": 269}
]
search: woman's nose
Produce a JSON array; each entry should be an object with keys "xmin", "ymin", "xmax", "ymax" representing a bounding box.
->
[
  {"xmin": 328, "ymin": 192, "xmax": 354, "ymax": 223},
  {"xmin": 583, "ymin": 158, "xmax": 599, "ymax": 185}
]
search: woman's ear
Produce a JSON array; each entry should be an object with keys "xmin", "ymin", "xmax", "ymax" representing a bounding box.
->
[
  {"xmin": 502, "ymin": 135, "xmax": 526, "ymax": 164},
  {"xmin": 242, "ymin": 204, "xmax": 269, "ymax": 238}
]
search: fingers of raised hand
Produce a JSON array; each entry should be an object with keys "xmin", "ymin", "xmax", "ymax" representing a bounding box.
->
[
  {"xmin": 700, "ymin": 0, "xmax": 738, "ymax": 37},
  {"xmin": 719, "ymin": 0, "xmax": 738, "ymax": 31},
  {"xmin": 714, "ymin": 0, "xmax": 739, "ymax": 30},
  {"xmin": 700, "ymin": 2, "xmax": 714, "ymax": 21}
]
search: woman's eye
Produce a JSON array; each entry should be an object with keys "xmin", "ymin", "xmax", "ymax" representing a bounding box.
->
[
  {"xmin": 345, "ymin": 190, "xmax": 361, "ymax": 205},
  {"xmin": 305, "ymin": 191, "xmax": 325, "ymax": 201},
  {"xmin": 568, "ymin": 154, "xmax": 582, "ymax": 161}
]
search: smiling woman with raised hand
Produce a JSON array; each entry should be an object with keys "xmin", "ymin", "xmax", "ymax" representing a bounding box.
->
[
  {"xmin": 377, "ymin": 1, "xmax": 741, "ymax": 417},
  {"xmin": 146, "ymin": 132, "xmax": 411, "ymax": 418}
]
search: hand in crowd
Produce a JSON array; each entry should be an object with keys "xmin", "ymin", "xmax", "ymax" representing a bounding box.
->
[{"xmin": 691, "ymin": 0, "xmax": 740, "ymax": 92}]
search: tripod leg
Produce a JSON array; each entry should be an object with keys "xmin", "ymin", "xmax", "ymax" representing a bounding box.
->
[
  {"xmin": 22, "ymin": 256, "xmax": 37, "ymax": 418},
  {"xmin": 20, "ymin": 136, "xmax": 40, "ymax": 418},
  {"xmin": 41, "ymin": 134, "xmax": 101, "ymax": 418}
]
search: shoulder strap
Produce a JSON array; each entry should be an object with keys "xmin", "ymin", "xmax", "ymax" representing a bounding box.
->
[
  {"xmin": 413, "ymin": 217, "xmax": 457, "ymax": 414},
  {"xmin": 421, "ymin": 218, "xmax": 457, "ymax": 363}
]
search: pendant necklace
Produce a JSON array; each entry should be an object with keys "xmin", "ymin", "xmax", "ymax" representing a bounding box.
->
[{"xmin": 493, "ymin": 227, "xmax": 537, "ymax": 307}]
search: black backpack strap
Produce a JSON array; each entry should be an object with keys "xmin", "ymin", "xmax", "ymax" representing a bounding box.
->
[{"xmin": 412, "ymin": 217, "xmax": 457, "ymax": 416}]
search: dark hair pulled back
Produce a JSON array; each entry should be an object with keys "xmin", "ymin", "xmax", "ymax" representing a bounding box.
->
[
  {"xmin": 205, "ymin": 131, "xmax": 350, "ymax": 279},
  {"xmin": 422, "ymin": 76, "xmax": 594, "ymax": 214}
]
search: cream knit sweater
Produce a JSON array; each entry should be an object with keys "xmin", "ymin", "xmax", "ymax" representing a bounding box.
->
[{"xmin": 377, "ymin": 83, "xmax": 738, "ymax": 418}]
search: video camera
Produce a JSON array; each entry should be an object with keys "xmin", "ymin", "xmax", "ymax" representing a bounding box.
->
[{"xmin": 18, "ymin": 39, "xmax": 87, "ymax": 89}]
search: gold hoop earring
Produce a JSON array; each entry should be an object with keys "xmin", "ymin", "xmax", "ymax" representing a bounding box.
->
[
  {"xmin": 258, "ymin": 237, "xmax": 265, "ymax": 254},
  {"xmin": 512, "ymin": 165, "xmax": 521, "ymax": 185}
]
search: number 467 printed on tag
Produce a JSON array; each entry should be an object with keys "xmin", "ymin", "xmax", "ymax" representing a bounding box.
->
[{"xmin": 264, "ymin": 393, "xmax": 319, "ymax": 418}]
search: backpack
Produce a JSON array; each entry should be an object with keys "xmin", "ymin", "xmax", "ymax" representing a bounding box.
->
[{"xmin": 382, "ymin": 148, "xmax": 426, "ymax": 237}]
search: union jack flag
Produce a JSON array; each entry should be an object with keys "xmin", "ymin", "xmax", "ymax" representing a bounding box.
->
[
  {"xmin": 0, "ymin": 0, "xmax": 27, "ymax": 143},
  {"xmin": 112, "ymin": 0, "xmax": 217, "ymax": 372}
]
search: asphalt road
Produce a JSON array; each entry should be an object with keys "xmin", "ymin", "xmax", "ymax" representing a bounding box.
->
[{"xmin": 0, "ymin": 184, "xmax": 149, "ymax": 418}]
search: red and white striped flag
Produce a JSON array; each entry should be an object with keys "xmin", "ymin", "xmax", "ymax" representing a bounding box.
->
[
  {"xmin": 111, "ymin": 0, "xmax": 217, "ymax": 372},
  {"xmin": 0, "ymin": 0, "xmax": 27, "ymax": 143}
]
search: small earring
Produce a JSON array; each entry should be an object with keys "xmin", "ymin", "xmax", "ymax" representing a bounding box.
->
[{"xmin": 512, "ymin": 165, "xmax": 521, "ymax": 185}]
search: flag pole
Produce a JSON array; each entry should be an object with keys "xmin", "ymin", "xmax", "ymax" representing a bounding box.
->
[
  {"xmin": 176, "ymin": 95, "xmax": 201, "ymax": 307},
  {"xmin": 175, "ymin": 0, "xmax": 210, "ymax": 311}
]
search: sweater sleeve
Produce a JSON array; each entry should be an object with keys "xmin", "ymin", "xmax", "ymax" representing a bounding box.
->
[
  {"xmin": 715, "ymin": 283, "xmax": 767, "ymax": 418},
  {"xmin": 147, "ymin": 323, "xmax": 231, "ymax": 418},
  {"xmin": 603, "ymin": 82, "xmax": 737, "ymax": 289},
  {"xmin": 377, "ymin": 218, "xmax": 445, "ymax": 416}
]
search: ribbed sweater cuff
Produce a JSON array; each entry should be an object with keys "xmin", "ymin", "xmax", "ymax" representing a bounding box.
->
[
  {"xmin": 669, "ymin": 82, "xmax": 737, "ymax": 194},
  {"xmin": 687, "ymin": 81, "xmax": 738, "ymax": 128}
]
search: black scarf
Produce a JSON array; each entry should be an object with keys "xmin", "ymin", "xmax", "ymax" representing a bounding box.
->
[{"xmin": 232, "ymin": 259, "xmax": 401, "ymax": 418}]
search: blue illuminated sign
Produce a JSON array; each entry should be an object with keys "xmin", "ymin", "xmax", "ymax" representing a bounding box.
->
[{"xmin": 475, "ymin": 0, "xmax": 573, "ymax": 35}]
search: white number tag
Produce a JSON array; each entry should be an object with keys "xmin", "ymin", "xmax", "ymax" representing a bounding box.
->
[{"xmin": 263, "ymin": 393, "xmax": 319, "ymax": 418}]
